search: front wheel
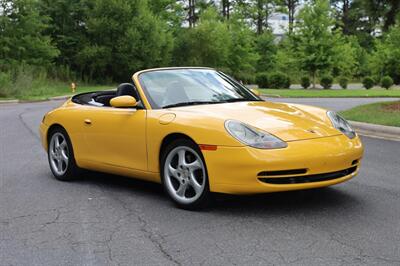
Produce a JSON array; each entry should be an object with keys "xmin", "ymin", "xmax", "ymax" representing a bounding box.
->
[
  {"xmin": 48, "ymin": 128, "xmax": 79, "ymax": 181},
  {"xmin": 161, "ymin": 139, "xmax": 211, "ymax": 210}
]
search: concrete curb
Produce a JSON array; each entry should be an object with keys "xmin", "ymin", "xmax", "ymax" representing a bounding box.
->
[
  {"xmin": 0, "ymin": 99, "xmax": 19, "ymax": 104},
  {"xmin": 350, "ymin": 121, "xmax": 400, "ymax": 141},
  {"xmin": 262, "ymin": 94, "xmax": 282, "ymax": 98},
  {"xmin": 0, "ymin": 95, "xmax": 71, "ymax": 104},
  {"xmin": 49, "ymin": 95, "xmax": 72, "ymax": 100}
]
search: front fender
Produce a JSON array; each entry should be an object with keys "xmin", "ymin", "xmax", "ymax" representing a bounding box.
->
[{"xmin": 146, "ymin": 110, "xmax": 242, "ymax": 173}]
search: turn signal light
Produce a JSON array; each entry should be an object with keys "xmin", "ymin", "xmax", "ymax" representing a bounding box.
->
[{"xmin": 199, "ymin": 144, "xmax": 217, "ymax": 151}]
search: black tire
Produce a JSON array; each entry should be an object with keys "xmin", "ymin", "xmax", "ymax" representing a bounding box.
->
[
  {"xmin": 47, "ymin": 127, "xmax": 80, "ymax": 181},
  {"xmin": 160, "ymin": 139, "xmax": 211, "ymax": 210}
]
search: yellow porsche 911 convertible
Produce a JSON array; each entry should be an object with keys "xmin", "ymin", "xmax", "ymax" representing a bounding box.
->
[{"xmin": 40, "ymin": 67, "xmax": 363, "ymax": 209}]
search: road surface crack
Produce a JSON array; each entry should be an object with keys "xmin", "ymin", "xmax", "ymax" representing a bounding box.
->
[
  {"xmin": 17, "ymin": 107, "xmax": 40, "ymax": 141},
  {"xmin": 97, "ymin": 188, "xmax": 181, "ymax": 266}
]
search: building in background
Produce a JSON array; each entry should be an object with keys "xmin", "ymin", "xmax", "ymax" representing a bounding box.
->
[{"xmin": 269, "ymin": 12, "xmax": 290, "ymax": 40}]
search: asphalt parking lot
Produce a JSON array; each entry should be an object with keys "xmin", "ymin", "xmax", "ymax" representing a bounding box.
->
[{"xmin": 1, "ymin": 99, "xmax": 400, "ymax": 265}]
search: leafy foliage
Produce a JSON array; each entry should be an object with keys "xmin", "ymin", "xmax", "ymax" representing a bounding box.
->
[
  {"xmin": 75, "ymin": 0, "xmax": 173, "ymax": 81},
  {"xmin": 0, "ymin": 0, "xmax": 59, "ymax": 68},
  {"xmin": 320, "ymin": 75, "xmax": 333, "ymax": 89},
  {"xmin": 174, "ymin": 8, "xmax": 231, "ymax": 68},
  {"xmin": 300, "ymin": 76, "xmax": 310, "ymax": 89},
  {"xmin": 363, "ymin": 77, "xmax": 375, "ymax": 90},
  {"xmin": 369, "ymin": 25, "xmax": 400, "ymax": 84},
  {"xmin": 2, "ymin": 0, "xmax": 400, "ymax": 97},
  {"xmin": 381, "ymin": 76, "xmax": 394, "ymax": 89},
  {"xmin": 339, "ymin": 77, "xmax": 349, "ymax": 89},
  {"xmin": 255, "ymin": 73, "xmax": 269, "ymax": 88},
  {"xmin": 226, "ymin": 15, "xmax": 259, "ymax": 81},
  {"xmin": 0, "ymin": 64, "xmax": 49, "ymax": 97},
  {"xmin": 38, "ymin": 0, "xmax": 87, "ymax": 67},
  {"xmin": 268, "ymin": 72, "xmax": 290, "ymax": 89},
  {"xmin": 290, "ymin": 0, "xmax": 356, "ymax": 88},
  {"xmin": 255, "ymin": 31, "xmax": 276, "ymax": 73}
]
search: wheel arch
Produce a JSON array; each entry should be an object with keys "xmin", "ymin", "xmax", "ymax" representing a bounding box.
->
[
  {"xmin": 158, "ymin": 132, "xmax": 203, "ymax": 165},
  {"xmin": 159, "ymin": 133, "xmax": 198, "ymax": 165},
  {"xmin": 47, "ymin": 123, "xmax": 67, "ymax": 143}
]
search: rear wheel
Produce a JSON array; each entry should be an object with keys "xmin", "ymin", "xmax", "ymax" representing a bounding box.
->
[
  {"xmin": 48, "ymin": 128, "xmax": 79, "ymax": 181},
  {"xmin": 161, "ymin": 139, "xmax": 211, "ymax": 210}
]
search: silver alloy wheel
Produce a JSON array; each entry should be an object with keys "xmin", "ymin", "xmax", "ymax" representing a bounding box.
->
[
  {"xmin": 164, "ymin": 146, "xmax": 206, "ymax": 204},
  {"xmin": 49, "ymin": 132, "xmax": 69, "ymax": 176}
]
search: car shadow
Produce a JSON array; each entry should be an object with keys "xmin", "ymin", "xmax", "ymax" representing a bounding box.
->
[
  {"xmin": 74, "ymin": 170, "xmax": 360, "ymax": 215},
  {"xmin": 78, "ymin": 170, "xmax": 165, "ymax": 198},
  {"xmin": 211, "ymin": 187, "xmax": 360, "ymax": 215}
]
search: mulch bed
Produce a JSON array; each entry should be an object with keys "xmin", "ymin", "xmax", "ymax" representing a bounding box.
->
[{"xmin": 383, "ymin": 101, "xmax": 400, "ymax": 112}]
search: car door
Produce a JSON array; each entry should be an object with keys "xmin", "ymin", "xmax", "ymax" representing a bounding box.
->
[{"xmin": 82, "ymin": 106, "xmax": 147, "ymax": 171}]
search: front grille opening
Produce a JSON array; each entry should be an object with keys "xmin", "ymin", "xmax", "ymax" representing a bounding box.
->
[
  {"xmin": 258, "ymin": 166, "xmax": 357, "ymax": 185},
  {"xmin": 258, "ymin": 169, "xmax": 307, "ymax": 177}
]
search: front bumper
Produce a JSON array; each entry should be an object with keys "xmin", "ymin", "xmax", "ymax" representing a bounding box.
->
[
  {"xmin": 39, "ymin": 122, "xmax": 49, "ymax": 151},
  {"xmin": 202, "ymin": 134, "xmax": 363, "ymax": 194}
]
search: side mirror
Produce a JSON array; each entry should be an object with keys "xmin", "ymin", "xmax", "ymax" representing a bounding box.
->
[
  {"xmin": 250, "ymin": 88, "xmax": 261, "ymax": 96},
  {"xmin": 110, "ymin": 96, "xmax": 137, "ymax": 108}
]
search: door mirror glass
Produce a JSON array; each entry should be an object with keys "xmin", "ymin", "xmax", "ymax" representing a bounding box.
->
[{"xmin": 110, "ymin": 96, "xmax": 137, "ymax": 108}]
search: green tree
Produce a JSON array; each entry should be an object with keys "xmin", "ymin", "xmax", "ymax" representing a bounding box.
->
[
  {"xmin": 332, "ymin": 36, "xmax": 358, "ymax": 77},
  {"xmin": 148, "ymin": 0, "xmax": 185, "ymax": 30},
  {"xmin": 76, "ymin": 0, "xmax": 173, "ymax": 81},
  {"xmin": 343, "ymin": 0, "xmax": 400, "ymax": 48},
  {"xmin": 175, "ymin": 7, "xmax": 259, "ymax": 81},
  {"xmin": 174, "ymin": 8, "xmax": 231, "ymax": 68},
  {"xmin": 227, "ymin": 15, "xmax": 259, "ymax": 81},
  {"xmin": 292, "ymin": 0, "xmax": 355, "ymax": 87},
  {"xmin": 39, "ymin": 0, "xmax": 87, "ymax": 67},
  {"xmin": 274, "ymin": 39, "xmax": 299, "ymax": 79},
  {"xmin": 180, "ymin": 0, "xmax": 216, "ymax": 28},
  {"xmin": 369, "ymin": 24, "xmax": 400, "ymax": 84},
  {"xmin": 255, "ymin": 31, "xmax": 277, "ymax": 72},
  {"xmin": 331, "ymin": 0, "xmax": 352, "ymax": 35},
  {"xmin": 0, "ymin": 0, "xmax": 59, "ymax": 68},
  {"xmin": 235, "ymin": 0, "xmax": 275, "ymax": 35},
  {"xmin": 382, "ymin": 0, "xmax": 400, "ymax": 32}
]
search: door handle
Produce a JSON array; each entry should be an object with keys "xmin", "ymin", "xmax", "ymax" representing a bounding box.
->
[{"xmin": 84, "ymin": 119, "xmax": 92, "ymax": 125}]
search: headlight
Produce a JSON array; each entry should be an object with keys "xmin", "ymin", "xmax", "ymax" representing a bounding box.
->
[
  {"xmin": 225, "ymin": 120, "xmax": 287, "ymax": 149},
  {"xmin": 327, "ymin": 111, "xmax": 356, "ymax": 139}
]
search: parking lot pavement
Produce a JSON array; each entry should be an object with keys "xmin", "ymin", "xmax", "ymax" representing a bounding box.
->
[{"xmin": 1, "ymin": 100, "xmax": 400, "ymax": 265}]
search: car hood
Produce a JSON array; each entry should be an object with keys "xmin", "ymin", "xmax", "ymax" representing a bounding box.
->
[{"xmin": 170, "ymin": 101, "xmax": 340, "ymax": 142}]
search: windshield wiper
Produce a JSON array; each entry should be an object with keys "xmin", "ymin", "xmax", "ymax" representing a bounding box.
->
[
  {"xmin": 162, "ymin": 101, "xmax": 221, "ymax": 109},
  {"xmin": 224, "ymin": 98, "xmax": 263, "ymax": 102},
  {"xmin": 162, "ymin": 98, "xmax": 263, "ymax": 108}
]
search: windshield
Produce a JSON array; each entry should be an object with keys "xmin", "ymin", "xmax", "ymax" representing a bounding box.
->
[{"xmin": 138, "ymin": 68, "xmax": 262, "ymax": 109}]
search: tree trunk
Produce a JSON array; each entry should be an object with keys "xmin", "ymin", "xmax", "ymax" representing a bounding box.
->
[
  {"xmin": 383, "ymin": 0, "xmax": 400, "ymax": 32},
  {"xmin": 222, "ymin": 0, "xmax": 230, "ymax": 20},
  {"xmin": 222, "ymin": 0, "xmax": 226, "ymax": 18},
  {"xmin": 288, "ymin": 0, "xmax": 296, "ymax": 34},
  {"xmin": 312, "ymin": 72, "xmax": 316, "ymax": 89},
  {"xmin": 227, "ymin": 0, "xmax": 230, "ymax": 20},
  {"xmin": 342, "ymin": 0, "xmax": 350, "ymax": 34},
  {"xmin": 188, "ymin": 0, "xmax": 196, "ymax": 28},
  {"xmin": 256, "ymin": 0, "xmax": 263, "ymax": 35}
]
